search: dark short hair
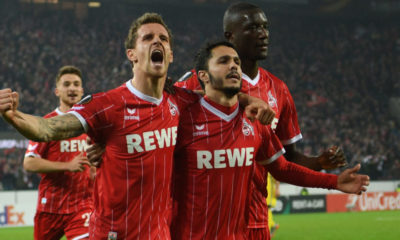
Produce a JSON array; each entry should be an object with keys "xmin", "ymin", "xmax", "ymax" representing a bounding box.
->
[
  {"xmin": 195, "ymin": 40, "xmax": 236, "ymax": 89},
  {"xmin": 223, "ymin": 2, "xmax": 262, "ymax": 32},
  {"xmin": 56, "ymin": 65, "xmax": 82, "ymax": 85},
  {"xmin": 124, "ymin": 12, "xmax": 173, "ymax": 50}
]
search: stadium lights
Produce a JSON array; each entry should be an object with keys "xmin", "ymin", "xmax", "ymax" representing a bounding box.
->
[
  {"xmin": 20, "ymin": 0, "xmax": 58, "ymax": 3},
  {"xmin": 88, "ymin": 2, "xmax": 101, "ymax": 8}
]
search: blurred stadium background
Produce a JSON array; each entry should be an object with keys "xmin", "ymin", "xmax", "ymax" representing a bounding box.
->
[{"xmin": 0, "ymin": 0, "xmax": 399, "ymax": 239}]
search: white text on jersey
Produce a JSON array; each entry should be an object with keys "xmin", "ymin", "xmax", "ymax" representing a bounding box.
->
[
  {"xmin": 60, "ymin": 140, "xmax": 88, "ymax": 152},
  {"xmin": 197, "ymin": 147, "xmax": 254, "ymax": 169},
  {"xmin": 126, "ymin": 127, "xmax": 178, "ymax": 153}
]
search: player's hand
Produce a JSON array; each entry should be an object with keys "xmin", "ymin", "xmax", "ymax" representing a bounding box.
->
[
  {"xmin": 0, "ymin": 88, "xmax": 19, "ymax": 117},
  {"xmin": 244, "ymin": 96, "xmax": 275, "ymax": 125},
  {"xmin": 67, "ymin": 153, "xmax": 91, "ymax": 172},
  {"xmin": 318, "ymin": 146, "xmax": 347, "ymax": 170},
  {"xmin": 163, "ymin": 76, "xmax": 175, "ymax": 94},
  {"xmin": 337, "ymin": 164, "xmax": 369, "ymax": 195},
  {"xmin": 87, "ymin": 138, "xmax": 105, "ymax": 168}
]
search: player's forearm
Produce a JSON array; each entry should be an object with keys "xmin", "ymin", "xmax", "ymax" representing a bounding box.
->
[
  {"xmin": 3, "ymin": 110, "xmax": 53, "ymax": 142},
  {"xmin": 5, "ymin": 111, "xmax": 84, "ymax": 142},
  {"xmin": 23, "ymin": 157, "xmax": 71, "ymax": 173},
  {"xmin": 284, "ymin": 149, "xmax": 322, "ymax": 171},
  {"xmin": 266, "ymin": 156, "xmax": 337, "ymax": 190}
]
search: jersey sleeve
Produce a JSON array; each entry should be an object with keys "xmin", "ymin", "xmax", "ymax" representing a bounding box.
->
[
  {"xmin": 266, "ymin": 156, "xmax": 338, "ymax": 190},
  {"xmin": 275, "ymin": 84, "xmax": 302, "ymax": 146},
  {"xmin": 24, "ymin": 140, "xmax": 49, "ymax": 158},
  {"xmin": 256, "ymin": 125, "xmax": 286, "ymax": 165},
  {"xmin": 172, "ymin": 86, "xmax": 201, "ymax": 111},
  {"xmin": 68, "ymin": 93, "xmax": 112, "ymax": 141},
  {"xmin": 174, "ymin": 69, "xmax": 202, "ymax": 90}
]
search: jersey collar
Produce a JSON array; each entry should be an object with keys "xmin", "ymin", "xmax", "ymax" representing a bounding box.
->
[
  {"xmin": 242, "ymin": 69, "xmax": 260, "ymax": 86},
  {"xmin": 126, "ymin": 80, "xmax": 163, "ymax": 105},
  {"xmin": 200, "ymin": 97, "xmax": 239, "ymax": 122}
]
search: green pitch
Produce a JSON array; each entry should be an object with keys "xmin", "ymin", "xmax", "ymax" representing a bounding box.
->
[
  {"xmin": 0, "ymin": 210, "xmax": 399, "ymax": 240},
  {"xmin": 273, "ymin": 210, "xmax": 400, "ymax": 240}
]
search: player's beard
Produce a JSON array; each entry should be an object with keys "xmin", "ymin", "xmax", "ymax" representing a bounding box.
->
[{"xmin": 209, "ymin": 74, "xmax": 241, "ymax": 99}]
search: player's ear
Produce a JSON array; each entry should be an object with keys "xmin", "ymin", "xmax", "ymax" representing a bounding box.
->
[
  {"xmin": 54, "ymin": 86, "xmax": 60, "ymax": 97},
  {"xmin": 126, "ymin": 49, "xmax": 138, "ymax": 64},
  {"xmin": 198, "ymin": 70, "xmax": 209, "ymax": 86}
]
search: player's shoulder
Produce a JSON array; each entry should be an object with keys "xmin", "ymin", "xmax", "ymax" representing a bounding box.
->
[
  {"xmin": 174, "ymin": 69, "xmax": 202, "ymax": 90},
  {"xmin": 260, "ymin": 68, "xmax": 291, "ymax": 91},
  {"xmin": 176, "ymin": 69, "xmax": 197, "ymax": 82}
]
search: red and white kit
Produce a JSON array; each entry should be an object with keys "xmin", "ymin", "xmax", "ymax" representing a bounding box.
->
[{"xmin": 69, "ymin": 81, "xmax": 197, "ymax": 240}]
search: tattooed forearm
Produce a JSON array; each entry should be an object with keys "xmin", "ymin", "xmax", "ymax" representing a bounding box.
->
[
  {"xmin": 13, "ymin": 112, "xmax": 84, "ymax": 142},
  {"xmin": 41, "ymin": 114, "xmax": 84, "ymax": 141}
]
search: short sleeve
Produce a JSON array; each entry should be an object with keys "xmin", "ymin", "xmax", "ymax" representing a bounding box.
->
[
  {"xmin": 171, "ymin": 87, "xmax": 201, "ymax": 111},
  {"xmin": 256, "ymin": 125, "xmax": 286, "ymax": 165},
  {"xmin": 68, "ymin": 93, "xmax": 112, "ymax": 141},
  {"xmin": 174, "ymin": 69, "xmax": 202, "ymax": 90},
  {"xmin": 275, "ymin": 85, "xmax": 302, "ymax": 146},
  {"xmin": 24, "ymin": 140, "xmax": 48, "ymax": 158}
]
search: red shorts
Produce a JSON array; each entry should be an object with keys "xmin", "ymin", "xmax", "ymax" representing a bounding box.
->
[
  {"xmin": 34, "ymin": 207, "xmax": 92, "ymax": 240},
  {"xmin": 246, "ymin": 227, "xmax": 270, "ymax": 240}
]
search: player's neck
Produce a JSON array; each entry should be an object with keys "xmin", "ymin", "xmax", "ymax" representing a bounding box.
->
[
  {"xmin": 241, "ymin": 60, "xmax": 259, "ymax": 79},
  {"xmin": 58, "ymin": 102, "xmax": 72, "ymax": 113},
  {"xmin": 131, "ymin": 74, "xmax": 165, "ymax": 99},
  {"xmin": 205, "ymin": 89, "xmax": 238, "ymax": 107}
]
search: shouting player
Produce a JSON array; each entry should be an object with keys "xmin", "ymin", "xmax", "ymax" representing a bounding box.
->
[
  {"xmin": 174, "ymin": 2, "xmax": 347, "ymax": 239},
  {"xmin": 23, "ymin": 66, "xmax": 94, "ymax": 240},
  {"xmin": 171, "ymin": 40, "xmax": 368, "ymax": 240},
  {"xmin": 0, "ymin": 13, "xmax": 272, "ymax": 240}
]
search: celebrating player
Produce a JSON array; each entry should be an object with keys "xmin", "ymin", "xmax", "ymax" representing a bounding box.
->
[
  {"xmin": 1, "ymin": 13, "xmax": 193, "ymax": 240},
  {"xmin": 174, "ymin": 2, "xmax": 348, "ymax": 239},
  {"xmin": 0, "ymin": 13, "xmax": 273, "ymax": 240},
  {"xmin": 23, "ymin": 66, "xmax": 94, "ymax": 240},
  {"xmin": 170, "ymin": 40, "xmax": 368, "ymax": 240}
]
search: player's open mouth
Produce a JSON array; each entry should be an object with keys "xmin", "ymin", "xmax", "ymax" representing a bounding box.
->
[
  {"xmin": 68, "ymin": 93, "xmax": 78, "ymax": 97},
  {"xmin": 151, "ymin": 49, "xmax": 164, "ymax": 64}
]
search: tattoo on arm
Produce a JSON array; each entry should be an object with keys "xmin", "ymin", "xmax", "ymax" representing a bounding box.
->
[{"xmin": 37, "ymin": 114, "xmax": 84, "ymax": 141}]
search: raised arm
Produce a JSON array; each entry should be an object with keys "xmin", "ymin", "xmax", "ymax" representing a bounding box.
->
[{"xmin": 1, "ymin": 89, "xmax": 84, "ymax": 141}]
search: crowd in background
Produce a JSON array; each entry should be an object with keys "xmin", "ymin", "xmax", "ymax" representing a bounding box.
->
[{"xmin": 1, "ymin": 2, "xmax": 399, "ymax": 190}]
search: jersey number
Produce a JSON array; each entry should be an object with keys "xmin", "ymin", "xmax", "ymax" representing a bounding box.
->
[{"xmin": 82, "ymin": 212, "xmax": 91, "ymax": 227}]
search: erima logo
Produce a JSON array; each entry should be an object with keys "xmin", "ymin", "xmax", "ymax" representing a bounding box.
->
[
  {"xmin": 124, "ymin": 107, "xmax": 139, "ymax": 120},
  {"xmin": 195, "ymin": 124, "xmax": 205, "ymax": 130},
  {"xmin": 193, "ymin": 124, "xmax": 208, "ymax": 136},
  {"xmin": 27, "ymin": 143, "xmax": 38, "ymax": 151},
  {"xmin": 127, "ymin": 108, "xmax": 136, "ymax": 115},
  {"xmin": 268, "ymin": 91, "xmax": 278, "ymax": 109},
  {"xmin": 242, "ymin": 119, "xmax": 254, "ymax": 136}
]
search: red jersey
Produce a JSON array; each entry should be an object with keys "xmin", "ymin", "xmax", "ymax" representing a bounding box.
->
[
  {"xmin": 69, "ymin": 81, "xmax": 198, "ymax": 240},
  {"xmin": 24, "ymin": 108, "xmax": 93, "ymax": 214},
  {"xmin": 174, "ymin": 69, "xmax": 202, "ymax": 90},
  {"xmin": 174, "ymin": 68, "xmax": 302, "ymax": 227},
  {"xmin": 171, "ymin": 96, "xmax": 285, "ymax": 240}
]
